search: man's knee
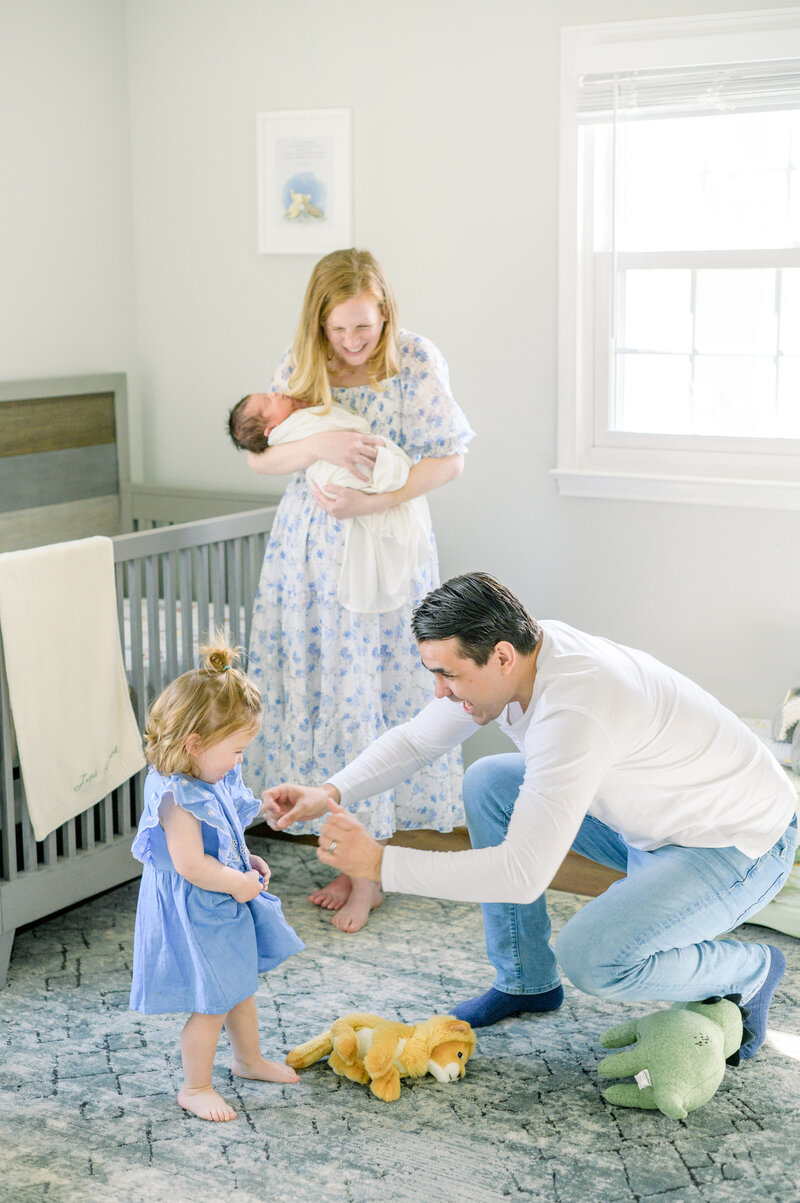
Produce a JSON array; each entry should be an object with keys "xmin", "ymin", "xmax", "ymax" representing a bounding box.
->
[
  {"xmin": 556, "ymin": 910, "xmax": 631, "ymax": 1000},
  {"xmin": 462, "ymin": 754, "xmax": 524, "ymax": 823}
]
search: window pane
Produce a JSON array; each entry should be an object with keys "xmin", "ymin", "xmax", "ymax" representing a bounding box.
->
[
  {"xmin": 614, "ymin": 353, "xmax": 692, "ymax": 433},
  {"xmin": 616, "ymin": 111, "xmax": 795, "ymax": 250},
  {"xmin": 693, "ymin": 355, "xmax": 777, "ymax": 436},
  {"xmin": 621, "ymin": 270, "xmax": 692, "ymax": 353},
  {"xmin": 778, "ymin": 357, "xmax": 800, "ymax": 436},
  {"xmin": 695, "ymin": 269, "xmax": 776, "ymax": 355},
  {"xmin": 781, "ymin": 269, "xmax": 800, "ymax": 353}
]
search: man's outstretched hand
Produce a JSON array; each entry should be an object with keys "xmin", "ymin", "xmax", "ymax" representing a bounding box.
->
[
  {"xmin": 260, "ymin": 783, "xmax": 336, "ymax": 830},
  {"xmin": 318, "ymin": 801, "xmax": 384, "ymax": 882}
]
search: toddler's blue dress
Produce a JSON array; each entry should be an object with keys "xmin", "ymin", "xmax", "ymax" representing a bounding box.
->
[{"xmin": 129, "ymin": 765, "xmax": 304, "ymax": 1015}]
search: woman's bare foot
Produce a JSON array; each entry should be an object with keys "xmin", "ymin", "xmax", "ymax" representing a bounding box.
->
[
  {"xmin": 331, "ymin": 878, "xmax": 383, "ymax": 933},
  {"xmin": 309, "ymin": 873, "xmax": 352, "ymax": 910},
  {"xmin": 178, "ymin": 1085, "xmax": 237, "ymax": 1122},
  {"xmin": 231, "ymin": 1057, "xmax": 300, "ymax": 1084}
]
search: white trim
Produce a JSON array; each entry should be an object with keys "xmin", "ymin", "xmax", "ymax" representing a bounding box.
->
[{"xmin": 552, "ymin": 469, "xmax": 800, "ymax": 511}]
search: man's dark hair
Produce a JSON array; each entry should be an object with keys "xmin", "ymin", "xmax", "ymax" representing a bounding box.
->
[
  {"xmin": 411, "ymin": 572, "xmax": 541, "ymax": 665},
  {"xmin": 228, "ymin": 395, "xmax": 268, "ymax": 454}
]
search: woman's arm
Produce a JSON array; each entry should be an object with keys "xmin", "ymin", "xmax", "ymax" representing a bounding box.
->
[
  {"xmin": 247, "ymin": 430, "xmax": 384, "ymax": 480},
  {"xmin": 311, "ymin": 453, "xmax": 464, "ymax": 521},
  {"xmin": 161, "ymin": 799, "xmax": 263, "ymax": 902}
]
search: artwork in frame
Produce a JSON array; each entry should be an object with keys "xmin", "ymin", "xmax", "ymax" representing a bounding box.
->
[{"xmin": 257, "ymin": 108, "xmax": 353, "ymax": 255}]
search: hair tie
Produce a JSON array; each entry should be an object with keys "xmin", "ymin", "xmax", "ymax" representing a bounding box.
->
[{"xmin": 222, "ymin": 665, "xmax": 230, "ymax": 672}]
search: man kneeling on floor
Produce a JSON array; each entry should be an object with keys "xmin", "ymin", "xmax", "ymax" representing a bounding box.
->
[{"xmin": 262, "ymin": 573, "xmax": 797, "ymax": 1059}]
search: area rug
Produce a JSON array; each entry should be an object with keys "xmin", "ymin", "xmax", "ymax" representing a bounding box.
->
[{"xmin": 1, "ymin": 839, "xmax": 798, "ymax": 1203}]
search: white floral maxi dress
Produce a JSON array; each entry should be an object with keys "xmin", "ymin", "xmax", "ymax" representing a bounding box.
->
[{"xmin": 243, "ymin": 330, "xmax": 475, "ymax": 839}]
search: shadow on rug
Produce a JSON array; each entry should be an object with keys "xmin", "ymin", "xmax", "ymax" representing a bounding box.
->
[{"xmin": 1, "ymin": 839, "xmax": 798, "ymax": 1203}]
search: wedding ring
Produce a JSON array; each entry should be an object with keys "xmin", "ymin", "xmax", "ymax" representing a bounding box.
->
[{"xmin": 328, "ymin": 840, "xmax": 338, "ymax": 853}]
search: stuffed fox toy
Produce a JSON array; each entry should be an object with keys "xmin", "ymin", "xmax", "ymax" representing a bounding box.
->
[{"xmin": 286, "ymin": 1012, "xmax": 477, "ymax": 1102}]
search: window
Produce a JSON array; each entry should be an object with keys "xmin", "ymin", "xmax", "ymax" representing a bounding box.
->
[{"xmin": 556, "ymin": 10, "xmax": 800, "ymax": 509}]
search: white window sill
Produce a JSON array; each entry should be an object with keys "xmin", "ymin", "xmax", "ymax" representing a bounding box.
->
[{"xmin": 551, "ymin": 469, "xmax": 800, "ymax": 511}]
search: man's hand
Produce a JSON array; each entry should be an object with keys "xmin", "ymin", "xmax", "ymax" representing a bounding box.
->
[
  {"xmin": 318, "ymin": 802, "xmax": 384, "ymax": 882},
  {"xmin": 260, "ymin": 783, "xmax": 338, "ymax": 830}
]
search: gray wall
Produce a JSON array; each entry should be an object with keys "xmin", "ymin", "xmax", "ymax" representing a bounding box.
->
[{"xmin": 3, "ymin": 0, "xmax": 799, "ymax": 720}]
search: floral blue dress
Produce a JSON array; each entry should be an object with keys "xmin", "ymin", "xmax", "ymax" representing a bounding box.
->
[
  {"xmin": 243, "ymin": 331, "xmax": 475, "ymax": 839},
  {"xmin": 129, "ymin": 765, "xmax": 304, "ymax": 1015}
]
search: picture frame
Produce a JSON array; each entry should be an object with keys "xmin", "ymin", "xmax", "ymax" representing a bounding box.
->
[{"xmin": 256, "ymin": 108, "xmax": 352, "ymax": 255}]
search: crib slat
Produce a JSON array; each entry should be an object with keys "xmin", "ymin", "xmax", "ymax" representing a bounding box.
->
[
  {"xmin": 145, "ymin": 555, "xmax": 162, "ymax": 701},
  {"xmin": 229, "ymin": 539, "xmax": 243, "ymax": 649},
  {"xmin": 0, "ymin": 632, "xmax": 17, "ymax": 880},
  {"xmin": 127, "ymin": 560, "xmax": 145, "ymax": 729},
  {"xmin": 196, "ymin": 546, "xmax": 210, "ymax": 646},
  {"xmin": 178, "ymin": 549, "xmax": 194, "ymax": 672},
  {"xmin": 21, "ymin": 806, "xmax": 36, "ymax": 873},
  {"xmin": 41, "ymin": 830, "xmax": 57, "ymax": 867},
  {"xmin": 210, "ymin": 542, "xmax": 225, "ymax": 635},
  {"xmin": 63, "ymin": 818, "xmax": 77, "ymax": 860},
  {"xmin": 163, "ymin": 551, "xmax": 178, "ymax": 682}
]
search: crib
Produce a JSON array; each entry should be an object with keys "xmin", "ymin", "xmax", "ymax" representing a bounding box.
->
[{"xmin": 0, "ymin": 501, "xmax": 279, "ymax": 986}]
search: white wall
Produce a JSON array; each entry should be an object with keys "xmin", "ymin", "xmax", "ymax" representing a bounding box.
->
[
  {"xmin": 0, "ymin": 0, "xmax": 136, "ymax": 405},
  {"xmin": 3, "ymin": 0, "xmax": 799, "ymax": 719}
]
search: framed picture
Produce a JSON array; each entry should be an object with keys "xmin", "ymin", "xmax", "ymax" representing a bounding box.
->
[{"xmin": 257, "ymin": 108, "xmax": 353, "ymax": 254}]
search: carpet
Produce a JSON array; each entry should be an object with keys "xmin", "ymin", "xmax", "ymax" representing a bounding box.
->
[{"xmin": 1, "ymin": 839, "xmax": 798, "ymax": 1203}]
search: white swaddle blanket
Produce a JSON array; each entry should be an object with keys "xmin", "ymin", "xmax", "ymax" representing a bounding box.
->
[
  {"xmin": 270, "ymin": 404, "xmax": 432, "ymax": 613},
  {"xmin": 0, "ymin": 536, "xmax": 146, "ymax": 841}
]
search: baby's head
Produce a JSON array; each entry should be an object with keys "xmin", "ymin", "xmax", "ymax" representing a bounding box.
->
[
  {"xmin": 228, "ymin": 391, "xmax": 298, "ymax": 453},
  {"xmin": 144, "ymin": 634, "xmax": 262, "ymax": 781}
]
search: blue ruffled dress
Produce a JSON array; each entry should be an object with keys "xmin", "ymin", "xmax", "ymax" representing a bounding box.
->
[{"xmin": 129, "ymin": 765, "xmax": 304, "ymax": 1015}]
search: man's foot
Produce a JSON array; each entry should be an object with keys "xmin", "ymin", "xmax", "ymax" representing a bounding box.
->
[
  {"xmin": 451, "ymin": 985, "xmax": 564, "ymax": 1028},
  {"xmin": 178, "ymin": 1085, "xmax": 237, "ymax": 1122},
  {"xmin": 231, "ymin": 1057, "xmax": 300, "ymax": 1083},
  {"xmin": 309, "ymin": 873, "xmax": 352, "ymax": 910},
  {"xmin": 739, "ymin": 945, "xmax": 786, "ymax": 1060},
  {"xmin": 331, "ymin": 878, "xmax": 383, "ymax": 933}
]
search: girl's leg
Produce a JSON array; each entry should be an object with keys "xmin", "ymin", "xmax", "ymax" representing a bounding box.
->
[
  {"xmin": 331, "ymin": 840, "xmax": 386, "ymax": 933},
  {"xmin": 178, "ymin": 1012, "xmax": 236, "ymax": 1122},
  {"xmin": 225, "ymin": 995, "xmax": 300, "ymax": 1083}
]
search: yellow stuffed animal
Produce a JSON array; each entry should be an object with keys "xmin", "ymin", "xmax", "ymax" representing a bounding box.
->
[{"xmin": 286, "ymin": 1012, "xmax": 477, "ymax": 1102}]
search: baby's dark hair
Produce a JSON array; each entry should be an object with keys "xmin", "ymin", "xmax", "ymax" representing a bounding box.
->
[
  {"xmin": 144, "ymin": 632, "xmax": 262, "ymax": 776},
  {"xmin": 228, "ymin": 395, "xmax": 269, "ymax": 454}
]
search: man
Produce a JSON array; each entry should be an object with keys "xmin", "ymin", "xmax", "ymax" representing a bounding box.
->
[{"xmin": 263, "ymin": 573, "xmax": 797, "ymax": 1057}]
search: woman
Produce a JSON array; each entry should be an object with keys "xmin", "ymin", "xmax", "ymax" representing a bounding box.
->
[{"xmin": 244, "ymin": 248, "xmax": 473, "ymax": 932}]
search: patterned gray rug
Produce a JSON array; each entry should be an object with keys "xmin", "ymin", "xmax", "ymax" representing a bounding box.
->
[{"xmin": 1, "ymin": 838, "xmax": 798, "ymax": 1203}]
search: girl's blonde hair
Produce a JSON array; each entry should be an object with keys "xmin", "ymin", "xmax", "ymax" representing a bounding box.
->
[
  {"xmin": 144, "ymin": 634, "xmax": 262, "ymax": 777},
  {"xmin": 287, "ymin": 248, "xmax": 400, "ymax": 413}
]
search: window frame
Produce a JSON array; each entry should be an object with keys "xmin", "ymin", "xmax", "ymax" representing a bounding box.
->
[{"xmin": 556, "ymin": 8, "xmax": 800, "ymax": 511}]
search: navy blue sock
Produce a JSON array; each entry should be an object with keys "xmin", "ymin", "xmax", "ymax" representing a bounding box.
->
[
  {"xmin": 450, "ymin": 985, "xmax": 564, "ymax": 1029},
  {"xmin": 739, "ymin": 945, "xmax": 786, "ymax": 1060}
]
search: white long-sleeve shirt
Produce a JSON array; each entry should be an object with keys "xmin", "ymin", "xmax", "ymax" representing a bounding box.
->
[{"xmin": 328, "ymin": 621, "xmax": 796, "ymax": 904}]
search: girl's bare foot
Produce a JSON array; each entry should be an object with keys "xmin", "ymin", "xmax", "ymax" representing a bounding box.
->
[
  {"xmin": 309, "ymin": 873, "xmax": 352, "ymax": 910},
  {"xmin": 331, "ymin": 878, "xmax": 383, "ymax": 933},
  {"xmin": 231, "ymin": 1057, "xmax": 300, "ymax": 1083},
  {"xmin": 178, "ymin": 1085, "xmax": 237, "ymax": 1122}
]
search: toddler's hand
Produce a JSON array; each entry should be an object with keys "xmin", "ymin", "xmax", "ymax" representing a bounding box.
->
[
  {"xmin": 248, "ymin": 854, "xmax": 271, "ymax": 889},
  {"xmin": 231, "ymin": 869, "xmax": 263, "ymax": 903}
]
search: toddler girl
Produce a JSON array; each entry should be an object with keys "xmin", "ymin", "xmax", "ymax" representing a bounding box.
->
[{"xmin": 129, "ymin": 637, "xmax": 304, "ymax": 1122}]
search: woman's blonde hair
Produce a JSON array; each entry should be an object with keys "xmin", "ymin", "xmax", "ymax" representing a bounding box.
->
[
  {"xmin": 287, "ymin": 248, "xmax": 400, "ymax": 413},
  {"xmin": 144, "ymin": 633, "xmax": 262, "ymax": 777}
]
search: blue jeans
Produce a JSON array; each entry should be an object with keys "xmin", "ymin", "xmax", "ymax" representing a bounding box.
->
[{"xmin": 463, "ymin": 754, "xmax": 797, "ymax": 1005}]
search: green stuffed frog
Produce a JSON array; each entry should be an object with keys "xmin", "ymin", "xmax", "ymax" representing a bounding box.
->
[{"xmin": 598, "ymin": 999, "xmax": 743, "ymax": 1119}]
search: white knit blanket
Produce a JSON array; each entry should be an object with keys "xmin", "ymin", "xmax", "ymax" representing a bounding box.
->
[
  {"xmin": 271, "ymin": 404, "xmax": 432, "ymax": 613},
  {"xmin": 0, "ymin": 536, "xmax": 146, "ymax": 841}
]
